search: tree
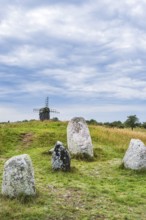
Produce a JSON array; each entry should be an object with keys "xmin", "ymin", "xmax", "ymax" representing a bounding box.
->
[
  {"xmin": 125, "ymin": 115, "xmax": 139, "ymax": 130},
  {"xmin": 110, "ymin": 121, "xmax": 124, "ymax": 128},
  {"xmin": 142, "ymin": 122, "xmax": 146, "ymax": 129},
  {"xmin": 51, "ymin": 117, "xmax": 59, "ymax": 121},
  {"xmin": 87, "ymin": 119, "xmax": 98, "ymax": 125}
]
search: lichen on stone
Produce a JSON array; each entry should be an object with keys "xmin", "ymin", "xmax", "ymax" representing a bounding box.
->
[{"xmin": 2, "ymin": 154, "xmax": 36, "ymax": 198}]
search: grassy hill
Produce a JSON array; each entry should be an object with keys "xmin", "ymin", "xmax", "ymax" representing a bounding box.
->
[{"xmin": 0, "ymin": 120, "xmax": 146, "ymax": 220}]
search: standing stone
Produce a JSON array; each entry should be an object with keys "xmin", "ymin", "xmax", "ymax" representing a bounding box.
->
[
  {"xmin": 52, "ymin": 141, "xmax": 71, "ymax": 171},
  {"xmin": 123, "ymin": 139, "xmax": 146, "ymax": 170},
  {"xmin": 2, "ymin": 154, "xmax": 36, "ymax": 198},
  {"xmin": 67, "ymin": 117, "xmax": 93, "ymax": 157}
]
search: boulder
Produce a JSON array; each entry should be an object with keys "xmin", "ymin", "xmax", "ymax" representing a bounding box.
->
[
  {"xmin": 2, "ymin": 154, "xmax": 36, "ymax": 198},
  {"xmin": 123, "ymin": 139, "xmax": 146, "ymax": 170},
  {"xmin": 52, "ymin": 141, "xmax": 71, "ymax": 171},
  {"xmin": 67, "ymin": 117, "xmax": 93, "ymax": 157}
]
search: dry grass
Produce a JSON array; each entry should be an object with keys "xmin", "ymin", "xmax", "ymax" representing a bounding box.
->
[{"xmin": 90, "ymin": 125, "xmax": 146, "ymax": 149}]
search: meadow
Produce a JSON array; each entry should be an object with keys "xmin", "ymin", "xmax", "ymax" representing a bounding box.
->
[{"xmin": 0, "ymin": 120, "xmax": 146, "ymax": 220}]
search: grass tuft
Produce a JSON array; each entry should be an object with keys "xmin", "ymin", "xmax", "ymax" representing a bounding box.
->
[
  {"xmin": 0, "ymin": 121, "xmax": 146, "ymax": 219},
  {"xmin": 16, "ymin": 193, "xmax": 37, "ymax": 204},
  {"xmin": 71, "ymin": 152, "xmax": 94, "ymax": 162}
]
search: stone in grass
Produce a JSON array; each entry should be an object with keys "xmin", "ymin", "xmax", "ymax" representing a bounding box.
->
[
  {"xmin": 52, "ymin": 141, "xmax": 71, "ymax": 171},
  {"xmin": 67, "ymin": 117, "xmax": 93, "ymax": 157},
  {"xmin": 123, "ymin": 139, "xmax": 146, "ymax": 170},
  {"xmin": 2, "ymin": 154, "xmax": 36, "ymax": 198}
]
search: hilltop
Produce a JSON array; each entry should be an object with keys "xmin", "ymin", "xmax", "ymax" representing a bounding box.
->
[{"xmin": 0, "ymin": 121, "xmax": 146, "ymax": 220}]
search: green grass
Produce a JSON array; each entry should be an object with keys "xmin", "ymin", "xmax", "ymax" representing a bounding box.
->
[{"xmin": 0, "ymin": 121, "xmax": 146, "ymax": 219}]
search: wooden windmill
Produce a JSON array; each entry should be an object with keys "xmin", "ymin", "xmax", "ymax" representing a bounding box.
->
[{"xmin": 33, "ymin": 97, "xmax": 59, "ymax": 121}]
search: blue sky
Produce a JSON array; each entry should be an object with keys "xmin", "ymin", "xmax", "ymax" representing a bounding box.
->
[{"xmin": 0, "ymin": 0, "xmax": 146, "ymax": 122}]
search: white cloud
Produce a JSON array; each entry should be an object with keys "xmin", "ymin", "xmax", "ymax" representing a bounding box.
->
[
  {"xmin": 0, "ymin": 1, "xmax": 138, "ymax": 45},
  {"xmin": 0, "ymin": 106, "xmax": 36, "ymax": 122},
  {"xmin": 38, "ymin": 66, "xmax": 146, "ymax": 100},
  {"xmin": 20, "ymin": 81, "xmax": 62, "ymax": 95},
  {"xmin": 0, "ymin": 45, "xmax": 58, "ymax": 67},
  {"xmin": 0, "ymin": 0, "xmax": 146, "ymax": 122}
]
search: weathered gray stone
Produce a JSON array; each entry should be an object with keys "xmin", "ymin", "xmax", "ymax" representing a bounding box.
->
[
  {"xmin": 123, "ymin": 139, "xmax": 146, "ymax": 170},
  {"xmin": 52, "ymin": 141, "xmax": 71, "ymax": 171},
  {"xmin": 67, "ymin": 117, "xmax": 93, "ymax": 157},
  {"xmin": 2, "ymin": 154, "xmax": 36, "ymax": 198}
]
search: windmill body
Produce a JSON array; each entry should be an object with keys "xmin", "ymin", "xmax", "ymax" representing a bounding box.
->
[
  {"xmin": 33, "ymin": 97, "xmax": 59, "ymax": 121},
  {"xmin": 39, "ymin": 107, "xmax": 50, "ymax": 120}
]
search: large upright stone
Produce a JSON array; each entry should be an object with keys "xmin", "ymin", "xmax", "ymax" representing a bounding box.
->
[
  {"xmin": 2, "ymin": 154, "xmax": 36, "ymax": 198},
  {"xmin": 123, "ymin": 139, "xmax": 146, "ymax": 170},
  {"xmin": 52, "ymin": 141, "xmax": 71, "ymax": 171},
  {"xmin": 67, "ymin": 117, "xmax": 93, "ymax": 157}
]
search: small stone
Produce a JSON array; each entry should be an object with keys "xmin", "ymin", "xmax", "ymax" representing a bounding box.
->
[
  {"xmin": 2, "ymin": 154, "xmax": 36, "ymax": 198},
  {"xmin": 49, "ymin": 148, "xmax": 54, "ymax": 154},
  {"xmin": 123, "ymin": 139, "xmax": 146, "ymax": 170},
  {"xmin": 67, "ymin": 117, "xmax": 93, "ymax": 157},
  {"xmin": 52, "ymin": 141, "xmax": 71, "ymax": 171}
]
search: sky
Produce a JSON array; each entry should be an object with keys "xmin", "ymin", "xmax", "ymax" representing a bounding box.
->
[{"xmin": 0, "ymin": 0, "xmax": 146, "ymax": 123}]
